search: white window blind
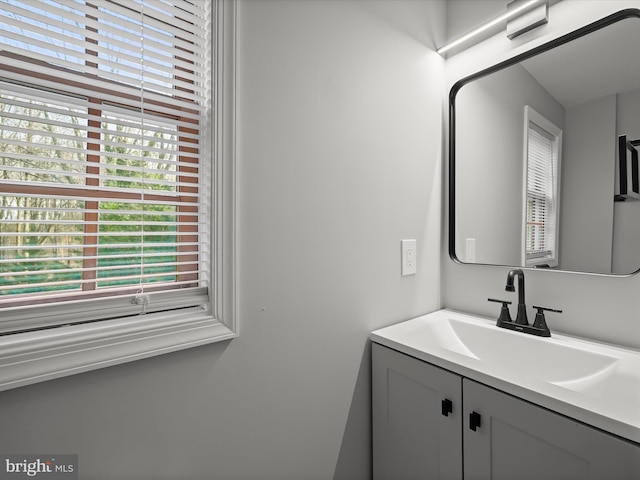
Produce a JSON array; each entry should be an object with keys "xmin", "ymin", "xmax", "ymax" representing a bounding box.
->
[
  {"xmin": 525, "ymin": 113, "xmax": 560, "ymax": 266},
  {"xmin": 0, "ymin": 0, "xmax": 212, "ymax": 333}
]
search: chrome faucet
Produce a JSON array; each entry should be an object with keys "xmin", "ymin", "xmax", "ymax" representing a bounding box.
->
[{"xmin": 505, "ymin": 269, "xmax": 528, "ymax": 325}]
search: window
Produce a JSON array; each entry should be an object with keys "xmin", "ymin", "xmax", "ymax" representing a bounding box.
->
[
  {"xmin": 522, "ymin": 106, "xmax": 562, "ymax": 268},
  {"xmin": 0, "ymin": 0, "xmax": 236, "ymax": 390}
]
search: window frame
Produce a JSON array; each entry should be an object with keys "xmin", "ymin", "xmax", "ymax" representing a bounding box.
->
[
  {"xmin": 0, "ymin": 0, "xmax": 237, "ymax": 392},
  {"xmin": 521, "ymin": 105, "xmax": 562, "ymax": 268}
]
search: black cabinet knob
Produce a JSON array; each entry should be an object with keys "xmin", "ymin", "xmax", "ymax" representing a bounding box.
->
[
  {"xmin": 441, "ymin": 398, "xmax": 453, "ymax": 417},
  {"xmin": 469, "ymin": 411, "xmax": 482, "ymax": 431}
]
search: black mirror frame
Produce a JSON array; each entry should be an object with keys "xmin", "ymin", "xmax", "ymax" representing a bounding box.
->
[{"xmin": 448, "ymin": 8, "xmax": 640, "ymax": 274}]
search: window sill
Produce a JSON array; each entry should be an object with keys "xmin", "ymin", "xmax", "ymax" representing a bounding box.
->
[{"xmin": 0, "ymin": 308, "xmax": 236, "ymax": 392}]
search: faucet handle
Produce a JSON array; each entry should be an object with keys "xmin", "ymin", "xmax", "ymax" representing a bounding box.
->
[
  {"xmin": 488, "ymin": 298, "xmax": 513, "ymax": 325},
  {"xmin": 531, "ymin": 305, "xmax": 562, "ymax": 334}
]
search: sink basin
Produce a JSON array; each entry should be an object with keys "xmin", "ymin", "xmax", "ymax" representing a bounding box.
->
[
  {"xmin": 371, "ymin": 309, "xmax": 640, "ymax": 443},
  {"xmin": 387, "ymin": 312, "xmax": 619, "ymax": 384},
  {"xmin": 446, "ymin": 316, "xmax": 619, "ymax": 384}
]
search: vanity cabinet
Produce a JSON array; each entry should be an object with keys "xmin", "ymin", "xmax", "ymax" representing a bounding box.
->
[
  {"xmin": 372, "ymin": 342, "xmax": 463, "ymax": 479},
  {"xmin": 372, "ymin": 343, "xmax": 640, "ymax": 480}
]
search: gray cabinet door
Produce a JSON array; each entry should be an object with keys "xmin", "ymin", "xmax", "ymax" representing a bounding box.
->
[
  {"xmin": 372, "ymin": 343, "xmax": 463, "ymax": 480},
  {"xmin": 463, "ymin": 378, "xmax": 640, "ymax": 480}
]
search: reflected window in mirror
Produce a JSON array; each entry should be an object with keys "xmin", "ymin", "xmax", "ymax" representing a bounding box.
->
[{"xmin": 524, "ymin": 106, "xmax": 562, "ymax": 268}]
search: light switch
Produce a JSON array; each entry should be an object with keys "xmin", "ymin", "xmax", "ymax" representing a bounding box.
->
[{"xmin": 401, "ymin": 239, "xmax": 417, "ymax": 276}]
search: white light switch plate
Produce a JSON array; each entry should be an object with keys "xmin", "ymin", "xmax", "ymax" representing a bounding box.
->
[
  {"xmin": 466, "ymin": 238, "xmax": 476, "ymax": 263},
  {"xmin": 401, "ymin": 239, "xmax": 417, "ymax": 276}
]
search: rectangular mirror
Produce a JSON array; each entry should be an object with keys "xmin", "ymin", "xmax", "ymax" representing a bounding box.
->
[{"xmin": 450, "ymin": 9, "xmax": 640, "ymax": 275}]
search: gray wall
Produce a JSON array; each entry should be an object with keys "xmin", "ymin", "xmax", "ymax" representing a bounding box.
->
[
  {"xmin": 560, "ymin": 95, "xmax": 616, "ymax": 273},
  {"xmin": 444, "ymin": 0, "xmax": 640, "ymax": 349},
  {"xmin": 0, "ymin": 1, "xmax": 445, "ymax": 479}
]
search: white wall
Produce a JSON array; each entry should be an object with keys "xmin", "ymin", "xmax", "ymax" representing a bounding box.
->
[
  {"xmin": 444, "ymin": 0, "xmax": 640, "ymax": 349},
  {"xmin": 0, "ymin": 1, "xmax": 445, "ymax": 478}
]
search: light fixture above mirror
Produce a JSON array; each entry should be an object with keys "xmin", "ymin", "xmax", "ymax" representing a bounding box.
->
[{"xmin": 438, "ymin": 0, "xmax": 551, "ymax": 57}]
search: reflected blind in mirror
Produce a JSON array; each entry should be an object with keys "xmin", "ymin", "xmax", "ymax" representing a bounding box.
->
[{"xmin": 526, "ymin": 123, "xmax": 557, "ymax": 262}]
